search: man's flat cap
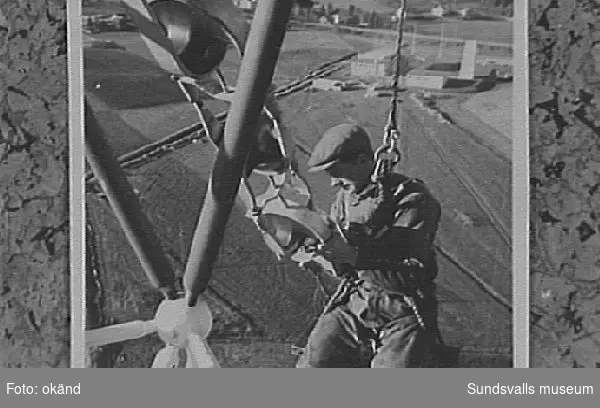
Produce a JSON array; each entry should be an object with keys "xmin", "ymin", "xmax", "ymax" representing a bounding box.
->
[{"xmin": 307, "ymin": 124, "xmax": 373, "ymax": 172}]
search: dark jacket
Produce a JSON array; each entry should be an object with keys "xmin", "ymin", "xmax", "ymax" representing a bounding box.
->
[{"xmin": 330, "ymin": 173, "xmax": 441, "ymax": 292}]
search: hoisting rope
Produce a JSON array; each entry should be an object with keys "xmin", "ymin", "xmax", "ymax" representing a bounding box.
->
[
  {"xmin": 371, "ymin": 0, "xmax": 407, "ymax": 183},
  {"xmin": 291, "ymin": 2, "xmax": 441, "ymax": 357},
  {"xmin": 369, "ymin": 0, "xmax": 430, "ymax": 335}
]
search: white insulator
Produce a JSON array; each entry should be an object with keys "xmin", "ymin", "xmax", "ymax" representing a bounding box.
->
[
  {"xmin": 86, "ymin": 320, "xmax": 157, "ymax": 348},
  {"xmin": 151, "ymin": 345, "xmax": 181, "ymax": 368},
  {"xmin": 186, "ymin": 333, "xmax": 221, "ymax": 368},
  {"xmin": 186, "ymin": 296, "xmax": 214, "ymax": 339}
]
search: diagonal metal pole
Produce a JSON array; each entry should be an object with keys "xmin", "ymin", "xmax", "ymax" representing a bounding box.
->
[
  {"xmin": 183, "ymin": 0, "xmax": 294, "ymax": 307},
  {"xmin": 84, "ymin": 100, "xmax": 178, "ymax": 300}
]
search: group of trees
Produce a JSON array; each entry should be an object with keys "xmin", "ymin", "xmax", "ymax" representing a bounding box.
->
[
  {"xmin": 293, "ymin": 0, "xmax": 315, "ymax": 8},
  {"xmin": 481, "ymin": 0, "xmax": 513, "ymax": 15},
  {"xmin": 483, "ymin": 0, "xmax": 513, "ymax": 8},
  {"xmin": 376, "ymin": 0, "xmax": 513, "ymax": 16},
  {"xmin": 292, "ymin": 1, "xmax": 396, "ymax": 29},
  {"xmin": 292, "ymin": 0, "xmax": 513, "ymax": 24}
]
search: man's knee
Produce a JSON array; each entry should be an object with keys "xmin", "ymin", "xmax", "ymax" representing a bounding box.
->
[
  {"xmin": 295, "ymin": 351, "xmax": 314, "ymax": 368},
  {"xmin": 371, "ymin": 316, "xmax": 432, "ymax": 368},
  {"xmin": 295, "ymin": 307, "xmax": 365, "ymax": 368}
]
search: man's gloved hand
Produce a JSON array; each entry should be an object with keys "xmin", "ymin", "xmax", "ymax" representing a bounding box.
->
[
  {"xmin": 292, "ymin": 253, "xmax": 355, "ymax": 280},
  {"xmin": 290, "ymin": 223, "xmax": 357, "ymax": 280}
]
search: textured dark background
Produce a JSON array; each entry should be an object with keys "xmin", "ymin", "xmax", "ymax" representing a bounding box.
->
[
  {"xmin": 0, "ymin": 0, "xmax": 70, "ymax": 367},
  {"xmin": 529, "ymin": 0, "xmax": 600, "ymax": 367}
]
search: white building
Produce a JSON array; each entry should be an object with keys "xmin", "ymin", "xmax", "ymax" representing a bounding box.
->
[
  {"xmin": 233, "ymin": 0, "xmax": 254, "ymax": 10},
  {"xmin": 351, "ymin": 48, "xmax": 397, "ymax": 78},
  {"xmin": 430, "ymin": 3, "xmax": 446, "ymax": 17},
  {"xmin": 459, "ymin": 8, "xmax": 475, "ymax": 18}
]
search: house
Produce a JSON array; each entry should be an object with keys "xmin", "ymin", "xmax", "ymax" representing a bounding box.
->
[
  {"xmin": 233, "ymin": 0, "xmax": 255, "ymax": 10},
  {"xmin": 430, "ymin": 3, "xmax": 446, "ymax": 17},
  {"xmin": 459, "ymin": 8, "xmax": 475, "ymax": 18},
  {"xmin": 351, "ymin": 48, "xmax": 397, "ymax": 77}
]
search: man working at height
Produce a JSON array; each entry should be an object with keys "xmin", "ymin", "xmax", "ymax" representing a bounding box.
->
[{"xmin": 295, "ymin": 123, "xmax": 443, "ymax": 368}]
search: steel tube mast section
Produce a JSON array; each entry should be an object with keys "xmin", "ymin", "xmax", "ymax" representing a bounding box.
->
[{"xmin": 183, "ymin": 0, "xmax": 294, "ymax": 306}]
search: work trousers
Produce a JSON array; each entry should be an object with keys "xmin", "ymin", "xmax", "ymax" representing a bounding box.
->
[{"xmin": 296, "ymin": 278, "xmax": 440, "ymax": 368}]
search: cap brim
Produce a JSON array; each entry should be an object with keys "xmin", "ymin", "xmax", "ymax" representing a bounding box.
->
[{"xmin": 307, "ymin": 159, "xmax": 338, "ymax": 173}]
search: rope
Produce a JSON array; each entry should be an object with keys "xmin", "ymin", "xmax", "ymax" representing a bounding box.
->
[
  {"xmin": 389, "ymin": 0, "xmax": 407, "ymax": 131},
  {"xmin": 371, "ymin": 1, "xmax": 407, "ymax": 182}
]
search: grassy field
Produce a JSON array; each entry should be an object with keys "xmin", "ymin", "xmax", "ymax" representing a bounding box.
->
[
  {"xmin": 85, "ymin": 26, "xmax": 513, "ymax": 367},
  {"xmin": 461, "ymin": 83, "xmax": 512, "ymax": 140},
  {"xmin": 83, "ymin": 29, "xmax": 381, "ymax": 111},
  {"xmin": 408, "ymin": 18, "xmax": 512, "ymax": 44}
]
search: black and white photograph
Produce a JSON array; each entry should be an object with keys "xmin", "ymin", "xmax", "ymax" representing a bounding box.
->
[{"xmin": 82, "ymin": 0, "xmax": 514, "ymax": 368}]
